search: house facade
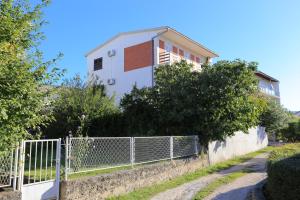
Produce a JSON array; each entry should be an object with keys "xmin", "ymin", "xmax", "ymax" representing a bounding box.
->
[
  {"xmin": 86, "ymin": 26, "xmax": 280, "ymax": 103},
  {"xmin": 85, "ymin": 26, "xmax": 218, "ymax": 102},
  {"xmin": 255, "ymin": 71, "xmax": 280, "ymax": 102}
]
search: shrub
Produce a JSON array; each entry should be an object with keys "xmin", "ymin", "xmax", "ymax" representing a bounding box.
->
[
  {"xmin": 43, "ymin": 75, "xmax": 120, "ymax": 138},
  {"xmin": 267, "ymin": 143, "xmax": 300, "ymax": 200},
  {"xmin": 280, "ymin": 118, "xmax": 300, "ymax": 142}
]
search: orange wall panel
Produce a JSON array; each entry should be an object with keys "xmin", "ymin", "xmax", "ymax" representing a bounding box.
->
[{"xmin": 124, "ymin": 41, "xmax": 153, "ymax": 72}]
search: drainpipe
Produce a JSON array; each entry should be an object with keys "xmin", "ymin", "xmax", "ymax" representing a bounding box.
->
[{"xmin": 151, "ymin": 28, "xmax": 169, "ymax": 87}]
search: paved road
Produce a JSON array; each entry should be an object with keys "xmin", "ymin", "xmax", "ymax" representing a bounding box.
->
[{"xmin": 151, "ymin": 153, "xmax": 268, "ymax": 200}]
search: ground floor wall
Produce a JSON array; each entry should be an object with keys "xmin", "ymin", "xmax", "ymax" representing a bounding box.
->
[{"xmin": 208, "ymin": 126, "xmax": 268, "ymax": 164}]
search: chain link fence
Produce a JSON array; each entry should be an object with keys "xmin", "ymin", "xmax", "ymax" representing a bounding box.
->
[
  {"xmin": 0, "ymin": 151, "xmax": 13, "ymax": 188},
  {"xmin": 65, "ymin": 136, "xmax": 199, "ymax": 177}
]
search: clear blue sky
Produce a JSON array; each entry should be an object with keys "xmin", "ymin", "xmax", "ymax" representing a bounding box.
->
[{"xmin": 39, "ymin": 0, "xmax": 300, "ymax": 111}]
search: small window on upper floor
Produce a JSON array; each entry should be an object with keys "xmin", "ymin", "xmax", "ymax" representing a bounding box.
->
[{"xmin": 94, "ymin": 57, "xmax": 103, "ymax": 71}]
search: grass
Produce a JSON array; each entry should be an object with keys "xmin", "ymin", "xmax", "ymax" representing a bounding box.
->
[
  {"xmin": 68, "ymin": 165, "xmax": 134, "ymax": 179},
  {"xmin": 193, "ymin": 171, "xmax": 249, "ymax": 200},
  {"xmin": 106, "ymin": 147, "xmax": 274, "ymax": 200},
  {"xmin": 67, "ymin": 159, "xmax": 172, "ymax": 179}
]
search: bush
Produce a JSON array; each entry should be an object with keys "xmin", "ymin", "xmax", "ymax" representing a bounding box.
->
[
  {"xmin": 280, "ymin": 118, "xmax": 300, "ymax": 142},
  {"xmin": 42, "ymin": 75, "xmax": 120, "ymax": 138},
  {"xmin": 259, "ymin": 99, "xmax": 290, "ymax": 140},
  {"xmin": 267, "ymin": 143, "xmax": 300, "ymax": 200}
]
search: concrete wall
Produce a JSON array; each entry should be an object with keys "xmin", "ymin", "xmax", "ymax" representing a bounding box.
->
[
  {"xmin": 60, "ymin": 156, "xmax": 209, "ymax": 200},
  {"xmin": 208, "ymin": 126, "xmax": 268, "ymax": 164}
]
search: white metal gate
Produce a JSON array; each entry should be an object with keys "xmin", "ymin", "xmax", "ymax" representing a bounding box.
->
[{"xmin": 19, "ymin": 139, "xmax": 61, "ymax": 200}]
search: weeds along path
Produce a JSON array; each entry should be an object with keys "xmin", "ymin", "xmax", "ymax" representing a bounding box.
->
[{"xmin": 150, "ymin": 153, "xmax": 268, "ymax": 200}]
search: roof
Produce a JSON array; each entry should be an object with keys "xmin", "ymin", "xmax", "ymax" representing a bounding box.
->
[
  {"xmin": 255, "ymin": 71, "xmax": 279, "ymax": 82},
  {"xmin": 85, "ymin": 26, "xmax": 218, "ymax": 58}
]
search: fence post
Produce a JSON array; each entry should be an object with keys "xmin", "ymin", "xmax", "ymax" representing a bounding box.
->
[
  {"xmin": 65, "ymin": 137, "xmax": 69, "ymax": 181},
  {"xmin": 170, "ymin": 136, "xmax": 173, "ymax": 160},
  {"xmin": 130, "ymin": 137, "xmax": 135, "ymax": 168},
  {"xmin": 17, "ymin": 140, "xmax": 25, "ymax": 191},
  {"xmin": 13, "ymin": 143, "xmax": 19, "ymax": 191},
  {"xmin": 194, "ymin": 135, "xmax": 199, "ymax": 155},
  {"xmin": 56, "ymin": 139, "xmax": 61, "ymax": 199}
]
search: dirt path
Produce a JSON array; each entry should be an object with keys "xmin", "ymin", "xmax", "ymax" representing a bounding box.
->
[{"xmin": 151, "ymin": 153, "xmax": 268, "ymax": 200}]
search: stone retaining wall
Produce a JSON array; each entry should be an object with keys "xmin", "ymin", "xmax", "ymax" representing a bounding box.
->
[
  {"xmin": 0, "ymin": 190, "xmax": 21, "ymax": 200},
  {"xmin": 60, "ymin": 156, "xmax": 209, "ymax": 200}
]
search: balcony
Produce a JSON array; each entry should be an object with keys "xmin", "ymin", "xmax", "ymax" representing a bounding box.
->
[
  {"xmin": 159, "ymin": 51, "xmax": 181, "ymax": 64},
  {"xmin": 259, "ymin": 87, "xmax": 280, "ymax": 99},
  {"xmin": 159, "ymin": 51, "xmax": 201, "ymax": 70}
]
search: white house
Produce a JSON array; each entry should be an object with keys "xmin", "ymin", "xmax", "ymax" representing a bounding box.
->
[
  {"xmin": 85, "ymin": 26, "xmax": 280, "ymax": 103},
  {"xmin": 85, "ymin": 26, "xmax": 218, "ymax": 103},
  {"xmin": 255, "ymin": 71, "xmax": 280, "ymax": 102}
]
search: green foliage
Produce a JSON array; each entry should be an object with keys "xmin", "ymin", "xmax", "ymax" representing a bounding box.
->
[
  {"xmin": 259, "ymin": 99, "xmax": 290, "ymax": 136},
  {"xmin": 121, "ymin": 60, "xmax": 265, "ymax": 144},
  {"xmin": 280, "ymin": 118, "xmax": 300, "ymax": 142},
  {"xmin": 0, "ymin": 0, "xmax": 64, "ymax": 151},
  {"xmin": 43, "ymin": 75, "xmax": 120, "ymax": 138},
  {"xmin": 121, "ymin": 86, "xmax": 159, "ymax": 136},
  {"xmin": 267, "ymin": 143, "xmax": 300, "ymax": 200},
  {"xmin": 196, "ymin": 60, "xmax": 265, "ymax": 144}
]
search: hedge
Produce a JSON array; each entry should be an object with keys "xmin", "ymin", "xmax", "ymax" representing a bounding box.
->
[{"xmin": 267, "ymin": 143, "xmax": 300, "ymax": 200}]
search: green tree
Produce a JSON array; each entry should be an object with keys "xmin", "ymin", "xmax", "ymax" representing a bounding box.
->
[
  {"xmin": 0, "ymin": 0, "xmax": 63, "ymax": 151},
  {"xmin": 197, "ymin": 60, "xmax": 266, "ymax": 144},
  {"xmin": 43, "ymin": 75, "xmax": 120, "ymax": 138},
  {"xmin": 121, "ymin": 60, "xmax": 265, "ymax": 145},
  {"xmin": 121, "ymin": 85, "xmax": 159, "ymax": 136},
  {"xmin": 259, "ymin": 99, "xmax": 290, "ymax": 141}
]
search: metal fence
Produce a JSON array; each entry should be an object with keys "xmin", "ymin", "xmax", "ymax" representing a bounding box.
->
[
  {"xmin": 0, "ymin": 151, "xmax": 13, "ymax": 188},
  {"xmin": 65, "ymin": 136, "xmax": 199, "ymax": 178},
  {"xmin": 0, "ymin": 147, "xmax": 19, "ymax": 190}
]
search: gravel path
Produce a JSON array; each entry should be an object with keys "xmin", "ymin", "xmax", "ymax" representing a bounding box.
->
[
  {"xmin": 203, "ymin": 155, "xmax": 267, "ymax": 200},
  {"xmin": 151, "ymin": 153, "xmax": 268, "ymax": 200}
]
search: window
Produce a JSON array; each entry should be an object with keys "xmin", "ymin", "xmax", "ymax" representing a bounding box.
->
[
  {"xmin": 94, "ymin": 57, "xmax": 103, "ymax": 71},
  {"xmin": 159, "ymin": 40, "xmax": 165, "ymax": 50},
  {"xmin": 172, "ymin": 46, "xmax": 178, "ymax": 54},
  {"xmin": 190, "ymin": 54, "xmax": 195, "ymax": 61}
]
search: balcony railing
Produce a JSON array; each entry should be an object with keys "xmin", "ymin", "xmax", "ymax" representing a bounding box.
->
[
  {"xmin": 259, "ymin": 88, "xmax": 280, "ymax": 98},
  {"xmin": 159, "ymin": 52, "xmax": 201, "ymax": 70},
  {"xmin": 159, "ymin": 51, "xmax": 171, "ymax": 64}
]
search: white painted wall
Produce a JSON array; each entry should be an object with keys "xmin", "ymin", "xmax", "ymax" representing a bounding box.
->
[
  {"xmin": 208, "ymin": 126, "xmax": 268, "ymax": 164},
  {"xmin": 87, "ymin": 32, "xmax": 211, "ymax": 104},
  {"xmin": 87, "ymin": 30, "xmax": 159, "ymax": 103}
]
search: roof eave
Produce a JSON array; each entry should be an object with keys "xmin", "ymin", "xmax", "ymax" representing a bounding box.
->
[
  {"xmin": 255, "ymin": 71, "xmax": 279, "ymax": 82},
  {"xmin": 84, "ymin": 26, "xmax": 169, "ymax": 57}
]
